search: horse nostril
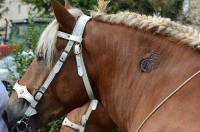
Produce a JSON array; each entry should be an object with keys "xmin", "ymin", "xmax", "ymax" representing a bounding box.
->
[
  {"xmin": 2, "ymin": 110, "xmax": 8, "ymax": 123},
  {"xmin": 16, "ymin": 121, "xmax": 28, "ymax": 132},
  {"xmin": 2, "ymin": 111, "xmax": 8, "ymax": 126},
  {"xmin": 2, "ymin": 110, "xmax": 11, "ymax": 132},
  {"xmin": 10, "ymin": 116, "xmax": 32, "ymax": 132}
]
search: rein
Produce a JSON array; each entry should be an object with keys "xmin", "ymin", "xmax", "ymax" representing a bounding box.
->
[
  {"xmin": 12, "ymin": 15, "xmax": 98, "ymax": 132},
  {"xmin": 136, "ymin": 70, "xmax": 200, "ymax": 132}
]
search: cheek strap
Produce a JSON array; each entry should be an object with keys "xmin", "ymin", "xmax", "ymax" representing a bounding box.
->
[{"xmin": 13, "ymin": 82, "xmax": 37, "ymax": 108}]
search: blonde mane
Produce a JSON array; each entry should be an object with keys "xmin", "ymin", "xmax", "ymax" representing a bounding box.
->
[{"xmin": 91, "ymin": 11, "xmax": 200, "ymax": 49}]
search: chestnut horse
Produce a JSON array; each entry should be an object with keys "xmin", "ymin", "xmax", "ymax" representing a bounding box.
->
[{"xmin": 6, "ymin": 0, "xmax": 200, "ymax": 131}]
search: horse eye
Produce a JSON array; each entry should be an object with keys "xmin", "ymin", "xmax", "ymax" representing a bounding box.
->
[{"xmin": 36, "ymin": 54, "xmax": 44, "ymax": 62}]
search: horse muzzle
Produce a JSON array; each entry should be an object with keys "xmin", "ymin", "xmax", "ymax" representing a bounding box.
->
[{"xmin": 10, "ymin": 116, "xmax": 32, "ymax": 132}]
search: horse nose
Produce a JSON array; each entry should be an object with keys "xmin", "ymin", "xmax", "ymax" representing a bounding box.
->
[
  {"xmin": 4, "ymin": 105, "xmax": 20, "ymax": 129},
  {"xmin": 4, "ymin": 107, "xmax": 27, "ymax": 132}
]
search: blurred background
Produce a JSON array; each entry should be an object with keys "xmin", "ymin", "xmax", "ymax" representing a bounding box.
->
[{"xmin": 0, "ymin": 0, "xmax": 199, "ymax": 131}]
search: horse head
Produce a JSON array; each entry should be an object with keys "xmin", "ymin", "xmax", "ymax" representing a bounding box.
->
[{"xmin": 6, "ymin": 0, "xmax": 95, "ymax": 130}]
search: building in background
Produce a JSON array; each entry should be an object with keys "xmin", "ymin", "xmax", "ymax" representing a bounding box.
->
[
  {"xmin": 1, "ymin": 0, "xmax": 30, "ymax": 21},
  {"xmin": 0, "ymin": 0, "xmax": 31, "ymax": 43},
  {"xmin": 182, "ymin": 0, "xmax": 200, "ymax": 29},
  {"xmin": 189, "ymin": 0, "xmax": 200, "ymax": 26}
]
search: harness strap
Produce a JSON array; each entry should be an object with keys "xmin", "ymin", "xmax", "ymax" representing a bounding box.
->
[
  {"xmin": 81, "ymin": 100, "xmax": 98, "ymax": 125},
  {"xmin": 62, "ymin": 100, "xmax": 98, "ymax": 132},
  {"xmin": 62, "ymin": 118, "xmax": 85, "ymax": 132},
  {"xmin": 136, "ymin": 70, "xmax": 200, "ymax": 132},
  {"xmin": 74, "ymin": 44, "xmax": 95, "ymax": 99},
  {"xmin": 57, "ymin": 31, "xmax": 82, "ymax": 43}
]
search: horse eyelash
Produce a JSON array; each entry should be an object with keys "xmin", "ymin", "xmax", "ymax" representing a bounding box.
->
[{"xmin": 36, "ymin": 53, "xmax": 45, "ymax": 62}]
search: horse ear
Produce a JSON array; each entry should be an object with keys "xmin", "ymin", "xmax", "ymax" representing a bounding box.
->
[{"xmin": 51, "ymin": 0, "xmax": 75, "ymax": 32}]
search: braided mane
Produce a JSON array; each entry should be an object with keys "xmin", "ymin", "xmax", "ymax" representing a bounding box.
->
[{"xmin": 92, "ymin": 0, "xmax": 200, "ymax": 50}]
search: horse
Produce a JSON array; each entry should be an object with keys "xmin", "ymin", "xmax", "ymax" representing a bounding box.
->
[
  {"xmin": 6, "ymin": 0, "xmax": 200, "ymax": 131},
  {"xmin": 60, "ymin": 103, "xmax": 117, "ymax": 132}
]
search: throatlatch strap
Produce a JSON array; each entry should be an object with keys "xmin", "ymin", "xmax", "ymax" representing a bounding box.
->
[
  {"xmin": 62, "ymin": 100, "xmax": 98, "ymax": 132},
  {"xmin": 62, "ymin": 118, "xmax": 85, "ymax": 132}
]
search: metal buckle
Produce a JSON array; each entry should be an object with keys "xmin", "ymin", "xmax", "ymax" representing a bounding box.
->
[
  {"xmin": 59, "ymin": 50, "xmax": 69, "ymax": 63},
  {"xmin": 74, "ymin": 44, "xmax": 82, "ymax": 55},
  {"xmin": 11, "ymin": 116, "xmax": 31, "ymax": 132},
  {"xmin": 34, "ymin": 90, "xmax": 44, "ymax": 102}
]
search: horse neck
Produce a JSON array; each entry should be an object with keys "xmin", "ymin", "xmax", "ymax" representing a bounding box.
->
[{"xmin": 83, "ymin": 20, "xmax": 200, "ymax": 131}]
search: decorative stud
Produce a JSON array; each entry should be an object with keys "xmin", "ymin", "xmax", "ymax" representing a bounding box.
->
[{"xmin": 20, "ymin": 89, "xmax": 24, "ymax": 94}]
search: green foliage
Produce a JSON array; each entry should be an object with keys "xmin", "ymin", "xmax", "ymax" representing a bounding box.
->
[
  {"xmin": 21, "ymin": 0, "xmax": 51, "ymax": 16},
  {"xmin": 28, "ymin": 10, "xmax": 38, "ymax": 51},
  {"xmin": 38, "ymin": 118, "xmax": 63, "ymax": 132},
  {"xmin": 21, "ymin": 0, "xmax": 65, "ymax": 16},
  {"xmin": 107, "ymin": 0, "xmax": 155, "ymax": 15},
  {"xmin": 107, "ymin": 0, "xmax": 183, "ymax": 20},
  {"xmin": 149, "ymin": 0, "xmax": 183, "ymax": 20},
  {"xmin": 22, "ymin": 0, "xmax": 183, "ymax": 20},
  {"xmin": 68, "ymin": 0, "xmax": 97, "ymax": 10},
  {"xmin": 10, "ymin": 48, "xmax": 34, "ymax": 80},
  {"xmin": 8, "ymin": 10, "xmax": 38, "ymax": 84}
]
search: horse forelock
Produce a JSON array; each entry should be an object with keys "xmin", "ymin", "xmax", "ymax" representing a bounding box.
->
[
  {"xmin": 91, "ymin": 11, "xmax": 200, "ymax": 50},
  {"xmin": 36, "ymin": 8, "xmax": 83, "ymax": 67},
  {"xmin": 36, "ymin": 19, "xmax": 59, "ymax": 67}
]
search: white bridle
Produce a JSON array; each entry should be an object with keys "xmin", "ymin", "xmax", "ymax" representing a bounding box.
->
[{"xmin": 13, "ymin": 15, "xmax": 98, "ymax": 132}]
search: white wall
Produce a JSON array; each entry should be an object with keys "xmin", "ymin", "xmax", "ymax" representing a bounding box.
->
[
  {"xmin": 2, "ymin": 0, "xmax": 30, "ymax": 21},
  {"xmin": 0, "ymin": 0, "xmax": 31, "ymax": 39}
]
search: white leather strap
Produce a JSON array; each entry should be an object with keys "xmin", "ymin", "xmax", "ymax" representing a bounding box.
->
[
  {"xmin": 62, "ymin": 118, "xmax": 85, "ymax": 132},
  {"xmin": 72, "ymin": 15, "xmax": 91, "ymax": 37},
  {"xmin": 57, "ymin": 31, "xmax": 82, "ymax": 43},
  {"xmin": 81, "ymin": 100, "xmax": 98, "ymax": 125},
  {"xmin": 74, "ymin": 44, "xmax": 83, "ymax": 76},
  {"xmin": 13, "ymin": 82, "xmax": 37, "ymax": 107},
  {"xmin": 62, "ymin": 100, "xmax": 98, "ymax": 132},
  {"xmin": 71, "ymin": 15, "xmax": 96, "ymax": 100},
  {"xmin": 74, "ymin": 44, "xmax": 95, "ymax": 100},
  {"xmin": 24, "ymin": 106, "xmax": 37, "ymax": 117}
]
